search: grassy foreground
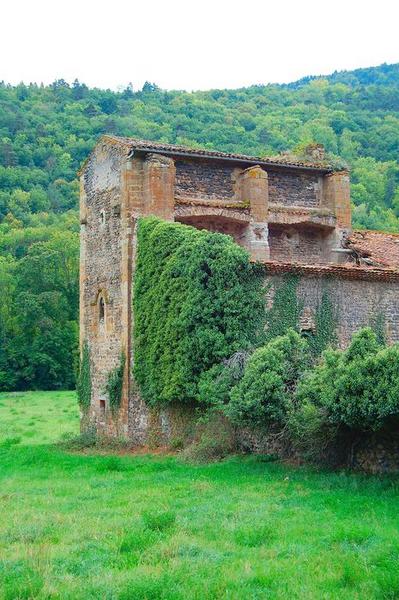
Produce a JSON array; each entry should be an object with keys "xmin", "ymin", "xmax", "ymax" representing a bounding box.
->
[{"xmin": 1, "ymin": 392, "xmax": 399, "ymax": 599}]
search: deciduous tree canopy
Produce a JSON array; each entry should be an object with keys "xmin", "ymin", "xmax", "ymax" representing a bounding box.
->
[{"xmin": 2, "ymin": 63, "xmax": 399, "ymax": 390}]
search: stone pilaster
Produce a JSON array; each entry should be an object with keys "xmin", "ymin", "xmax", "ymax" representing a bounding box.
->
[
  {"xmin": 240, "ymin": 165, "xmax": 270, "ymax": 261},
  {"xmin": 143, "ymin": 153, "xmax": 175, "ymax": 220},
  {"xmin": 117, "ymin": 158, "xmax": 137, "ymax": 436},
  {"xmin": 322, "ymin": 171, "xmax": 351, "ymax": 231}
]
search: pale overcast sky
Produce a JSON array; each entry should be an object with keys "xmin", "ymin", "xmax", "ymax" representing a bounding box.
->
[{"xmin": 2, "ymin": 0, "xmax": 398, "ymax": 91}]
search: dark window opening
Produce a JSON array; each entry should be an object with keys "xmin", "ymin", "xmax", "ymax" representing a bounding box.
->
[
  {"xmin": 99, "ymin": 399, "xmax": 106, "ymax": 418},
  {"xmin": 300, "ymin": 328, "xmax": 315, "ymax": 339},
  {"xmin": 99, "ymin": 297, "xmax": 105, "ymax": 323}
]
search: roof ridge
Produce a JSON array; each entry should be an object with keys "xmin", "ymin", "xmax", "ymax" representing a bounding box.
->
[
  {"xmin": 353, "ymin": 229, "xmax": 399, "ymax": 238},
  {"xmin": 100, "ymin": 135, "xmax": 336, "ymax": 172}
]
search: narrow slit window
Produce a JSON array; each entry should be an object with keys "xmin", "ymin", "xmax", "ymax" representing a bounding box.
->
[
  {"xmin": 99, "ymin": 399, "xmax": 106, "ymax": 419},
  {"xmin": 99, "ymin": 297, "xmax": 105, "ymax": 323}
]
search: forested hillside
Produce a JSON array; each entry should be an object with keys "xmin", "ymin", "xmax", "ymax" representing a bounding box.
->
[{"xmin": 1, "ymin": 62, "xmax": 399, "ymax": 391}]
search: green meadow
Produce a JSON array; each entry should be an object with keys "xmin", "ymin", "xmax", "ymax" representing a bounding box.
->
[{"xmin": 1, "ymin": 391, "xmax": 399, "ymax": 599}]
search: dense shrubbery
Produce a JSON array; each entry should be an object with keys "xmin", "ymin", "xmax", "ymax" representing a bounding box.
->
[
  {"xmin": 133, "ymin": 217, "xmax": 265, "ymax": 406},
  {"xmin": 134, "ymin": 219, "xmax": 399, "ymax": 466},
  {"xmin": 295, "ymin": 328, "xmax": 399, "ymax": 432},
  {"xmin": 226, "ymin": 330, "xmax": 307, "ymax": 427},
  {"xmin": 195, "ymin": 327, "xmax": 399, "ymax": 464}
]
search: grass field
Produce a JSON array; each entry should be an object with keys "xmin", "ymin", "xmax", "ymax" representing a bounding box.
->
[{"xmin": 1, "ymin": 392, "xmax": 399, "ymax": 599}]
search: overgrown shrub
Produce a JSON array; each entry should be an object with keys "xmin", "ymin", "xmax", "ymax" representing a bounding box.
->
[
  {"xmin": 287, "ymin": 401, "xmax": 340, "ymax": 464},
  {"xmin": 58, "ymin": 426, "xmax": 97, "ymax": 450},
  {"xmin": 105, "ymin": 352, "xmax": 125, "ymax": 413},
  {"xmin": 197, "ymin": 351, "xmax": 250, "ymax": 408},
  {"xmin": 133, "ymin": 217, "xmax": 264, "ymax": 407},
  {"xmin": 76, "ymin": 340, "xmax": 91, "ymax": 410},
  {"xmin": 59, "ymin": 428, "xmax": 131, "ymax": 451},
  {"xmin": 226, "ymin": 329, "xmax": 308, "ymax": 427},
  {"xmin": 182, "ymin": 413, "xmax": 236, "ymax": 463},
  {"xmin": 296, "ymin": 328, "xmax": 399, "ymax": 432}
]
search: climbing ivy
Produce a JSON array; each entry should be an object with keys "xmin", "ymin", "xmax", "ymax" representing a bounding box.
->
[
  {"xmin": 77, "ymin": 340, "xmax": 92, "ymax": 410},
  {"xmin": 370, "ymin": 312, "xmax": 386, "ymax": 345},
  {"xmin": 264, "ymin": 275, "xmax": 303, "ymax": 341},
  {"xmin": 133, "ymin": 217, "xmax": 265, "ymax": 407},
  {"xmin": 308, "ymin": 288, "xmax": 338, "ymax": 358},
  {"xmin": 105, "ymin": 352, "xmax": 126, "ymax": 413},
  {"xmin": 264, "ymin": 275, "xmax": 338, "ymax": 359}
]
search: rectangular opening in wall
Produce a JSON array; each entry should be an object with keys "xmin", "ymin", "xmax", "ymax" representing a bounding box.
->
[{"xmin": 99, "ymin": 399, "xmax": 106, "ymax": 420}]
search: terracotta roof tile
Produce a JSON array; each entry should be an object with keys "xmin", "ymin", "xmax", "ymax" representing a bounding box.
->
[
  {"xmin": 347, "ymin": 230, "xmax": 399, "ymax": 269},
  {"xmin": 259, "ymin": 260, "xmax": 399, "ymax": 282}
]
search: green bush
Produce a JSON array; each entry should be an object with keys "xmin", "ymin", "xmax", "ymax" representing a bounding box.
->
[
  {"xmin": 287, "ymin": 400, "xmax": 340, "ymax": 464},
  {"xmin": 182, "ymin": 413, "xmax": 236, "ymax": 463},
  {"xmin": 133, "ymin": 217, "xmax": 264, "ymax": 407},
  {"xmin": 296, "ymin": 328, "xmax": 399, "ymax": 432},
  {"xmin": 105, "ymin": 351, "xmax": 125, "ymax": 413},
  {"xmin": 226, "ymin": 329, "xmax": 308, "ymax": 427},
  {"xmin": 76, "ymin": 340, "xmax": 91, "ymax": 410},
  {"xmin": 197, "ymin": 351, "xmax": 250, "ymax": 408}
]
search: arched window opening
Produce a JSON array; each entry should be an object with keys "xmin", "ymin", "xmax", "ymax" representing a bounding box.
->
[{"xmin": 100, "ymin": 210, "xmax": 106, "ymax": 227}]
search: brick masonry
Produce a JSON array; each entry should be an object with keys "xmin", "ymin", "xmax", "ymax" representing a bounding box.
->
[
  {"xmin": 268, "ymin": 171, "xmax": 322, "ymax": 207},
  {"xmin": 264, "ymin": 273, "xmax": 399, "ymax": 347},
  {"xmin": 175, "ymin": 159, "xmax": 237, "ymax": 201},
  {"xmin": 268, "ymin": 226, "xmax": 331, "ymax": 264}
]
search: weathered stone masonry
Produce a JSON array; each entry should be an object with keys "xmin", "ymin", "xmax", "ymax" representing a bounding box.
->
[{"xmin": 79, "ymin": 135, "xmax": 399, "ymax": 446}]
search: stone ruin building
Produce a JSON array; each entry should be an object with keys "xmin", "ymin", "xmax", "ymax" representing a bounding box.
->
[{"xmin": 79, "ymin": 135, "xmax": 399, "ymax": 446}]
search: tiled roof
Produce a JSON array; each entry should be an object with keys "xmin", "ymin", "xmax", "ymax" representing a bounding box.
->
[
  {"xmin": 260, "ymin": 260, "xmax": 399, "ymax": 282},
  {"xmin": 101, "ymin": 135, "xmax": 334, "ymax": 173},
  {"xmin": 347, "ymin": 230, "xmax": 399, "ymax": 269}
]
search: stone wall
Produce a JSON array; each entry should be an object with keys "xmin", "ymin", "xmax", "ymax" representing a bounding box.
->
[
  {"xmin": 175, "ymin": 215, "xmax": 248, "ymax": 244},
  {"xmin": 80, "ymin": 142, "xmax": 129, "ymax": 436},
  {"xmin": 268, "ymin": 226, "xmax": 332, "ymax": 263},
  {"xmin": 264, "ymin": 271, "xmax": 399, "ymax": 347},
  {"xmin": 268, "ymin": 171, "xmax": 322, "ymax": 207},
  {"xmin": 174, "ymin": 161, "xmax": 323, "ymax": 210},
  {"xmin": 175, "ymin": 159, "xmax": 237, "ymax": 201}
]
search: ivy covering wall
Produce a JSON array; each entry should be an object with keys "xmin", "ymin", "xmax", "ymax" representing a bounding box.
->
[
  {"xmin": 264, "ymin": 276, "xmax": 303, "ymax": 341},
  {"xmin": 106, "ymin": 352, "xmax": 126, "ymax": 413},
  {"xmin": 77, "ymin": 340, "xmax": 91, "ymax": 410},
  {"xmin": 133, "ymin": 217, "xmax": 265, "ymax": 407},
  {"xmin": 264, "ymin": 276, "xmax": 338, "ymax": 355}
]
